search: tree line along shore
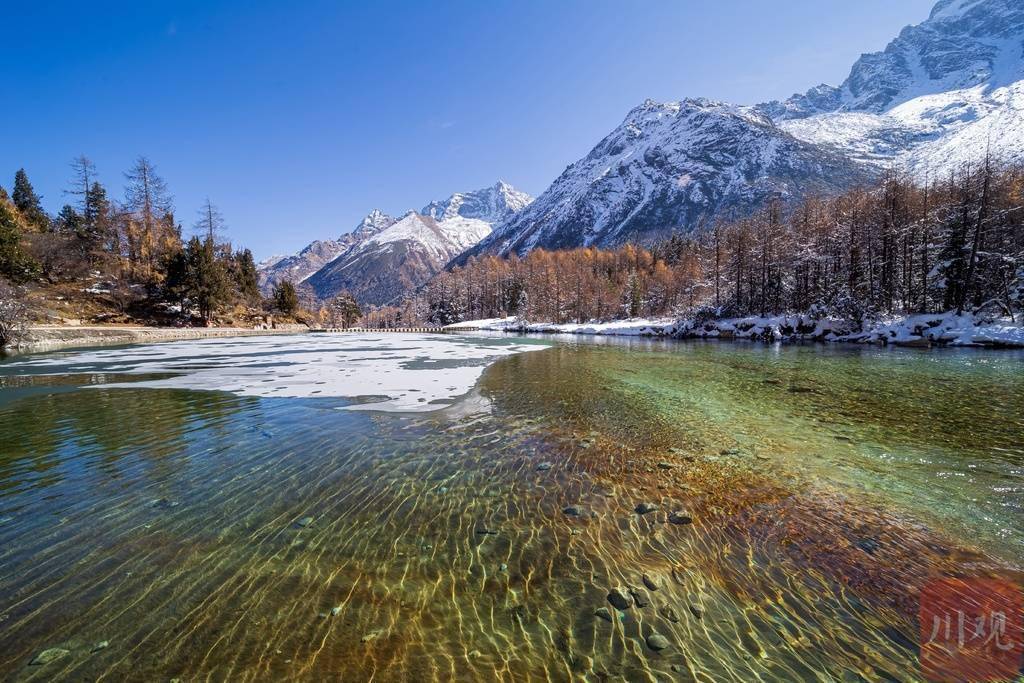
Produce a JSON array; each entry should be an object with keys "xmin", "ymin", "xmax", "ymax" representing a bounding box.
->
[
  {"xmin": 2, "ymin": 157, "xmax": 1023, "ymax": 349},
  {"xmin": 417, "ymin": 161, "xmax": 1023, "ymax": 333},
  {"xmin": 0, "ymin": 157, "xmax": 362, "ymax": 348}
]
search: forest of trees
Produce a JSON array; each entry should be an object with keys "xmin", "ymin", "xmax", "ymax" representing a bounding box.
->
[
  {"xmin": 5, "ymin": 157, "xmax": 1023, "ymax": 337},
  {"xmin": 419, "ymin": 161, "xmax": 1024, "ymax": 327},
  {"xmin": 0, "ymin": 157, "xmax": 275, "ymax": 328}
]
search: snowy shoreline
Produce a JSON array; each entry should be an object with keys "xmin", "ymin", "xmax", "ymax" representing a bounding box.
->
[
  {"xmin": 445, "ymin": 312, "xmax": 1024, "ymax": 349},
  {"xmin": 10, "ymin": 324, "xmax": 309, "ymax": 354}
]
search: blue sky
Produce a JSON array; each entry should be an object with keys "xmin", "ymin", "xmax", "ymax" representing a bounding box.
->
[{"xmin": 3, "ymin": 0, "xmax": 936, "ymax": 260}]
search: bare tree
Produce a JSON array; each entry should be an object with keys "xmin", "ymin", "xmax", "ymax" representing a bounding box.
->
[
  {"xmin": 123, "ymin": 157, "xmax": 174, "ymax": 273},
  {"xmin": 66, "ymin": 155, "xmax": 97, "ymax": 219},
  {"xmin": 0, "ymin": 280, "xmax": 29, "ymax": 349},
  {"xmin": 194, "ymin": 198, "xmax": 227, "ymax": 242}
]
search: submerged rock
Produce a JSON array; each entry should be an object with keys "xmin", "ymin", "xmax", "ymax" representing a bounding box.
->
[
  {"xmin": 646, "ymin": 633, "xmax": 671, "ymax": 651},
  {"xmin": 642, "ymin": 574, "xmax": 659, "ymax": 591},
  {"xmin": 659, "ymin": 606, "xmax": 680, "ymax": 623},
  {"xmin": 562, "ymin": 505, "xmax": 583, "ymax": 516},
  {"xmin": 630, "ymin": 587, "xmax": 651, "ymax": 607},
  {"xmin": 634, "ymin": 502, "xmax": 658, "ymax": 514},
  {"xmin": 607, "ymin": 587, "xmax": 633, "ymax": 610},
  {"xmin": 668, "ymin": 511, "xmax": 693, "ymax": 525},
  {"xmin": 594, "ymin": 607, "xmax": 613, "ymax": 622},
  {"xmin": 856, "ymin": 538, "xmax": 881, "ymax": 555},
  {"xmin": 29, "ymin": 648, "xmax": 69, "ymax": 666}
]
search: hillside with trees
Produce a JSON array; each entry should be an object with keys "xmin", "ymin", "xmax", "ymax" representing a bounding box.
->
[
  {"xmin": 0, "ymin": 158, "xmax": 303, "ymax": 345},
  {"xmin": 416, "ymin": 161, "xmax": 1024, "ymax": 329}
]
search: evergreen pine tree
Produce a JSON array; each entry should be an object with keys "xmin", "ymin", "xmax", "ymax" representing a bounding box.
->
[
  {"xmin": 162, "ymin": 247, "xmax": 189, "ymax": 307},
  {"xmin": 329, "ymin": 292, "xmax": 362, "ymax": 328},
  {"xmin": 273, "ymin": 281, "xmax": 299, "ymax": 316},
  {"xmin": 233, "ymin": 248, "xmax": 260, "ymax": 302},
  {"xmin": 54, "ymin": 204, "xmax": 84, "ymax": 236},
  {"xmin": 0, "ymin": 201, "xmax": 40, "ymax": 282},
  {"xmin": 184, "ymin": 236, "xmax": 229, "ymax": 322},
  {"xmin": 85, "ymin": 181, "xmax": 113, "ymax": 253},
  {"xmin": 12, "ymin": 169, "xmax": 48, "ymax": 231}
]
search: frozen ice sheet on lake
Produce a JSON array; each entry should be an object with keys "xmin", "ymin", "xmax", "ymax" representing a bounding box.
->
[{"xmin": 6, "ymin": 333, "xmax": 548, "ymax": 412}]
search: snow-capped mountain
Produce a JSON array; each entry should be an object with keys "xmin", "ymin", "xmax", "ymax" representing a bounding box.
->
[
  {"xmin": 307, "ymin": 210, "xmax": 493, "ymax": 306},
  {"xmin": 421, "ymin": 181, "xmax": 533, "ymax": 224},
  {"xmin": 257, "ymin": 209, "xmax": 396, "ymax": 295},
  {"xmin": 464, "ymin": 99, "xmax": 869, "ymax": 258},
  {"xmin": 468, "ymin": 0, "xmax": 1023, "ymax": 258},
  {"xmin": 760, "ymin": 0, "xmax": 1024, "ymax": 176},
  {"xmin": 266, "ymin": 182, "xmax": 531, "ymax": 305}
]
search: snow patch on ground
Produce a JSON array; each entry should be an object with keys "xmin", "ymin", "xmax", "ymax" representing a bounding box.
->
[
  {"xmin": 7, "ymin": 333, "xmax": 548, "ymax": 412},
  {"xmin": 449, "ymin": 312, "xmax": 1024, "ymax": 348}
]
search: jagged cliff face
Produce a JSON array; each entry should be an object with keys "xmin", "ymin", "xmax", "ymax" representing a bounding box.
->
[
  {"xmin": 469, "ymin": 0, "xmax": 1023, "ymax": 258},
  {"xmin": 765, "ymin": 0, "xmax": 1024, "ymax": 117},
  {"xmin": 762, "ymin": 0, "xmax": 1024, "ymax": 176},
  {"xmin": 464, "ymin": 100, "xmax": 870, "ymax": 259}
]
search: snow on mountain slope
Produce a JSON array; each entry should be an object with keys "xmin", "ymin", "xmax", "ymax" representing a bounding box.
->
[
  {"xmin": 362, "ymin": 211, "xmax": 492, "ymax": 261},
  {"xmin": 471, "ymin": 0, "xmax": 1023, "ymax": 259},
  {"xmin": 257, "ymin": 209, "xmax": 395, "ymax": 295},
  {"xmin": 463, "ymin": 99, "xmax": 869, "ymax": 258},
  {"xmin": 764, "ymin": 0, "xmax": 1023, "ymax": 118},
  {"xmin": 421, "ymin": 180, "xmax": 533, "ymax": 224},
  {"xmin": 257, "ymin": 254, "xmax": 286, "ymax": 270},
  {"xmin": 307, "ymin": 212, "xmax": 488, "ymax": 306},
  {"xmin": 763, "ymin": 0, "xmax": 1024, "ymax": 176},
  {"xmin": 304, "ymin": 183, "xmax": 530, "ymax": 305}
]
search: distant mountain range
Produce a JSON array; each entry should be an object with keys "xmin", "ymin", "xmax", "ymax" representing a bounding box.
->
[
  {"xmin": 468, "ymin": 0, "xmax": 1023, "ymax": 258},
  {"xmin": 262, "ymin": 0, "xmax": 1024, "ymax": 303},
  {"xmin": 258, "ymin": 182, "xmax": 531, "ymax": 305}
]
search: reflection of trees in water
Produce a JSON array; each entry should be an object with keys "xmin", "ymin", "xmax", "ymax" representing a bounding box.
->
[{"xmin": 0, "ymin": 386, "xmax": 251, "ymax": 497}]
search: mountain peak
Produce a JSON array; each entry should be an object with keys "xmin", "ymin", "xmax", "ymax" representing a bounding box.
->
[
  {"xmin": 755, "ymin": 0, "xmax": 1024, "ymax": 177},
  {"xmin": 928, "ymin": 0, "xmax": 986, "ymax": 21},
  {"xmin": 352, "ymin": 208, "xmax": 396, "ymax": 236},
  {"xmin": 421, "ymin": 182, "xmax": 533, "ymax": 224},
  {"xmin": 462, "ymin": 91, "xmax": 868, "ymax": 260},
  {"xmin": 766, "ymin": 0, "xmax": 1024, "ymax": 117}
]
